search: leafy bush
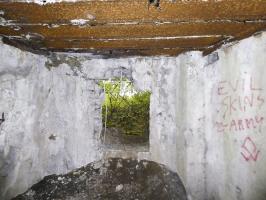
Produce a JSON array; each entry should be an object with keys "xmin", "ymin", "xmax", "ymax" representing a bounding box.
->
[{"xmin": 99, "ymin": 79, "xmax": 150, "ymax": 137}]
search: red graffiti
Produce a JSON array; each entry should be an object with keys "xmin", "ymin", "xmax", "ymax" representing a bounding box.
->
[
  {"xmin": 217, "ymin": 76, "xmax": 262, "ymax": 96},
  {"xmin": 215, "ymin": 75, "xmax": 265, "ymax": 135},
  {"xmin": 215, "ymin": 121, "xmax": 228, "ymax": 133},
  {"xmin": 216, "ymin": 76, "xmax": 263, "ymax": 163},
  {"xmin": 215, "ymin": 115, "xmax": 264, "ymax": 133},
  {"xmin": 217, "ymin": 76, "xmax": 264, "ymax": 119},
  {"xmin": 241, "ymin": 137, "xmax": 260, "ymax": 162},
  {"xmin": 220, "ymin": 94, "xmax": 264, "ymax": 119}
]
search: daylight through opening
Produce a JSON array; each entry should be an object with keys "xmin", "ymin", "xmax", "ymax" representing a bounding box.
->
[{"xmin": 99, "ymin": 78, "xmax": 150, "ymax": 151}]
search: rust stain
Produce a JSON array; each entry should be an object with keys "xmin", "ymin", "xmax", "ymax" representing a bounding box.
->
[
  {"xmin": 43, "ymin": 36, "xmax": 223, "ymax": 49},
  {"xmin": 49, "ymin": 48, "xmax": 188, "ymax": 57},
  {"xmin": 1, "ymin": 1, "xmax": 266, "ymax": 23},
  {"xmin": 1, "ymin": 22, "xmax": 266, "ymax": 39},
  {"xmin": 0, "ymin": 0, "xmax": 266, "ymax": 56}
]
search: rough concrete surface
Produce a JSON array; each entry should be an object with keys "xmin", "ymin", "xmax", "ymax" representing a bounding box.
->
[
  {"xmin": 12, "ymin": 158, "xmax": 187, "ymax": 200},
  {"xmin": 0, "ymin": 32, "xmax": 266, "ymax": 200}
]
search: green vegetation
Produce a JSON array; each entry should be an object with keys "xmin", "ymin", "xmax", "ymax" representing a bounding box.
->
[{"xmin": 99, "ymin": 79, "xmax": 150, "ymax": 137}]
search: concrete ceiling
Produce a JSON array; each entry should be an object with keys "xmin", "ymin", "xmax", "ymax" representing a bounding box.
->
[{"xmin": 0, "ymin": 0, "xmax": 266, "ymax": 57}]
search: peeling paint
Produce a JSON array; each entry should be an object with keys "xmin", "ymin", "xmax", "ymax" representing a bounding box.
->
[
  {"xmin": 24, "ymin": 0, "xmax": 79, "ymax": 5},
  {"xmin": 70, "ymin": 19, "xmax": 91, "ymax": 26}
]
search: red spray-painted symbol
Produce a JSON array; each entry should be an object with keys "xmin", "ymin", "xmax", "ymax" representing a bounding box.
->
[{"xmin": 241, "ymin": 137, "xmax": 260, "ymax": 162}]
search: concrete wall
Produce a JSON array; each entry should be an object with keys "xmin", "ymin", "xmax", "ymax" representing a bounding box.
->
[
  {"xmin": 0, "ymin": 45, "xmax": 104, "ymax": 199},
  {"xmin": 0, "ymin": 32, "xmax": 266, "ymax": 200}
]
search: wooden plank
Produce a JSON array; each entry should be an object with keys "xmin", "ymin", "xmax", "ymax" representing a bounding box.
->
[
  {"xmin": 42, "ymin": 36, "xmax": 224, "ymax": 49},
  {"xmin": 202, "ymin": 25, "xmax": 266, "ymax": 55},
  {"xmin": 0, "ymin": 22, "xmax": 266, "ymax": 39},
  {"xmin": 48, "ymin": 47, "xmax": 187, "ymax": 57},
  {"xmin": 1, "ymin": 35, "xmax": 207, "ymax": 56},
  {"xmin": 0, "ymin": 26, "xmax": 20, "ymax": 35},
  {"xmin": 1, "ymin": 22, "xmax": 266, "ymax": 39},
  {"xmin": 0, "ymin": 0, "xmax": 266, "ymax": 24},
  {"xmin": 1, "ymin": 0, "xmax": 265, "ymax": 56}
]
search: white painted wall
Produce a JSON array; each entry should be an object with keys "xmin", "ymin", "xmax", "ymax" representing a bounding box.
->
[
  {"xmin": 0, "ymin": 32, "xmax": 266, "ymax": 200},
  {"xmin": 0, "ymin": 44, "xmax": 103, "ymax": 199}
]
